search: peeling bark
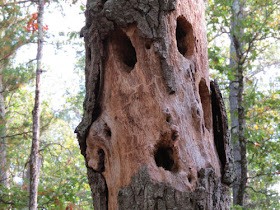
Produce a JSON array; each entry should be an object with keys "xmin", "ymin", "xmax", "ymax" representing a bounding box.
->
[{"xmin": 76, "ymin": 0, "xmax": 235, "ymax": 209}]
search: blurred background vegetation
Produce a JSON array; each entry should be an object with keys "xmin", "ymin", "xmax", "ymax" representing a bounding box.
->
[{"xmin": 0, "ymin": 0, "xmax": 279, "ymax": 209}]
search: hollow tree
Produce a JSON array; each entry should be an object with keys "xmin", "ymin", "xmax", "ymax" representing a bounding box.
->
[{"xmin": 76, "ymin": 0, "xmax": 236, "ymax": 209}]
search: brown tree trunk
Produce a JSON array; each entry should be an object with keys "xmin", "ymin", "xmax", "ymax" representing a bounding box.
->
[
  {"xmin": 76, "ymin": 0, "xmax": 236, "ymax": 209},
  {"xmin": 29, "ymin": 0, "xmax": 44, "ymax": 208}
]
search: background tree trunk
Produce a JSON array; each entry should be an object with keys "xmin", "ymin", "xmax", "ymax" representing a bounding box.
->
[
  {"xmin": 29, "ymin": 0, "xmax": 44, "ymax": 208},
  {"xmin": 0, "ymin": 67, "xmax": 9, "ymax": 188},
  {"xmin": 229, "ymin": 0, "xmax": 247, "ymax": 206},
  {"xmin": 76, "ymin": 0, "xmax": 236, "ymax": 209}
]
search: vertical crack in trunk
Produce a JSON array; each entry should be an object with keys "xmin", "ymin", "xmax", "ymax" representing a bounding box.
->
[{"xmin": 211, "ymin": 80, "xmax": 236, "ymax": 185}]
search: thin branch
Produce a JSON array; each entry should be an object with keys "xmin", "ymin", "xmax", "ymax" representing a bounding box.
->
[
  {"xmin": 0, "ymin": 131, "xmax": 32, "ymax": 139},
  {"xmin": 246, "ymin": 60, "xmax": 280, "ymax": 79},
  {"xmin": 241, "ymin": 1, "xmax": 279, "ymax": 64},
  {"xmin": 0, "ymin": 0, "xmax": 37, "ymax": 7},
  {"xmin": 0, "ymin": 197, "xmax": 15, "ymax": 205},
  {"xmin": 39, "ymin": 142, "xmax": 66, "ymax": 153},
  {"xmin": 208, "ymin": 26, "xmax": 229, "ymax": 43},
  {"xmin": 246, "ymin": 186, "xmax": 278, "ymax": 196},
  {"xmin": 247, "ymin": 172, "xmax": 275, "ymax": 179}
]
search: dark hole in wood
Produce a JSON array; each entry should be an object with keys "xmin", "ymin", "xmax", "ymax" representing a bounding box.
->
[
  {"xmin": 98, "ymin": 149, "xmax": 105, "ymax": 172},
  {"xmin": 87, "ymin": 47, "xmax": 91, "ymax": 62},
  {"xmin": 201, "ymin": 124, "xmax": 204, "ymax": 133},
  {"xmin": 176, "ymin": 16, "xmax": 194, "ymax": 57},
  {"xmin": 171, "ymin": 131, "xmax": 177, "ymax": 141},
  {"xmin": 145, "ymin": 42, "xmax": 151, "ymax": 49},
  {"xmin": 166, "ymin": 114, "xmax": 171, "ymax": 123},
  {"xmin": 97, "ymin": 0, "xmax": 107, "ymax": 9},
  {"xmin": 97, "ymin": 3, "xmax": 103, "ymax": 9},
  {"xmin": 199, "ymin": 79, "xmax": 211, "ymax": 130},
  {"xmin": 188, "ymin": 176, "xmax": 192, "ymax": 183},
  {"xmin": 196, "ymin": 109, "xmax": 200, "ymax": 116},
  {"xmin": 106, "ymin": 129, "xmax": 111, "ymax": 137},
  {"xmin": 104, "ymin": 124, "xmax": 112, "ymax": 137},
  {"xmin": 154, "ymin": 146, "xmax": 177, "ymax": 172},
  {"xmin": 210, "ymin": 81, "xmax": 226, "ymax": 175},
  {"xmin": 112, "ymin": 29, "xmax": 137, "ymax": 72}
]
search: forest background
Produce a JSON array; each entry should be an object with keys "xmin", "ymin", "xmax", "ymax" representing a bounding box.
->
[{"xmin": 0, "ymin": 0, "xmax": 279, "ymax": 209}]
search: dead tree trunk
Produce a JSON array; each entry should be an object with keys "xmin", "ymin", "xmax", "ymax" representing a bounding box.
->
[{"xmin": 76, "ymin": 0, "xmax": 236, "ymax": 209}]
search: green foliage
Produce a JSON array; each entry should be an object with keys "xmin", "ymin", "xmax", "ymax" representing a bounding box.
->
[
  {"xmin": 0, "ymin": 86, "xmax": 91, "ymax": 209},
  {"xmin": 207, "ymin": 0, "xmax": 280, "ymax": 208},
  {"xmin": 2, "ymin": 62, "xmax": 35, "ymax": 97},
  {"xmin": 0, "ymin": 0, "xmax": 36, "ymax": 64},
  {"xmin": 244, "ymin": 84, "xmax": 280, "ymax": 208},
  {"xmin": 37, "ymin": 119, "xmax": 91, "ymax": 208},
  {"xmin": 0, "ymin": 1, "xmax": 91, "ymax": 209}
]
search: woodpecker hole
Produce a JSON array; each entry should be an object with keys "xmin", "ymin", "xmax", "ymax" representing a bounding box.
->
[
  {"xmin": 145, "ymin": 42, "xmax": 151, "ymax": 49},
  {"xmin": 176, "ymin": 16, "xmax": 194, "ymax": 57},
  {"xmin": 154, "ymin": 144, "xmax": 178, "ymax": 172},
  {"xmin": 112, "ymin": 28, "xmax": 137, "ymax": 73},
  {"xmin": 166, "ymin": 114, "xmax": 171, "ymax": 123},
  {"xmin": 104, "ymin": 124, "xmax": 112, "ymax": 138}
]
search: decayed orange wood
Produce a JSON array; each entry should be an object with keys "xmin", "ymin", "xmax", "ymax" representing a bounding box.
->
[{"xmin": 84, "ymin": 1, "xmax": 223, "ymax": 209}]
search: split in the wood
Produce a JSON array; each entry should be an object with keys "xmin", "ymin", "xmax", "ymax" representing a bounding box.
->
[
  {"xmin": 211, "ymin": 80, "xmax": 236, "ymax": 185},
  {"xmin": 97, "ymin": 149, "xmax": 105, "ymax": 172},
  {"xmin": 199, "ymin": 78, "xmax": 212, "ymax": 131},
  {"xmin": 86, "ymin": 47, "xmax": 91, "ymax": 62}
]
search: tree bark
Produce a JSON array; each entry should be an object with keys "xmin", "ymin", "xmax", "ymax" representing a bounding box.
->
[
  {"xmin": 76, "ymin": 0, "xmax": 235, "ymax": 209},
  {"xmin": 0, "ymin": 67, "xmax": 9, "ymax": 188},
  {"xmin": 229, "ymin": 0, "xmax": 247, "ymax": 206},
  {"xmin": 29, "ymin": 0, "xmax": 44, "ymax": 209}
]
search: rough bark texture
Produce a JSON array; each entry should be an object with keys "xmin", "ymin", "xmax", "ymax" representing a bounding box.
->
[
  {"xmin": 229, "ymin": 0, "xmax": 247, "ymax": 206},
  {"xmin": 118, "ymin": 166, "xmax": 230, "ymax": 210},
  {"xmin": 29, "ymin": 0, "xmax": 44, "ymax": 209},
  {"xmin": 76, "ymin": 0, "xmax": 235, "ymax": 209}
]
